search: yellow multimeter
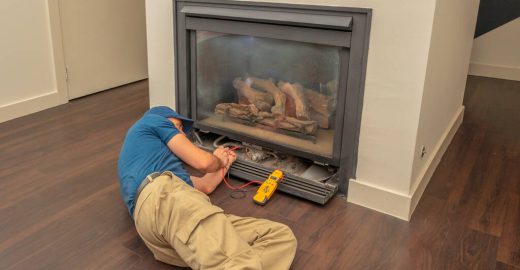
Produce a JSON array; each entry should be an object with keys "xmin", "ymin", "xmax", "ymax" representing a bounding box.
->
[{"xmin": 253, "ymin": 170, "xmax": 283, "ymax": 206}]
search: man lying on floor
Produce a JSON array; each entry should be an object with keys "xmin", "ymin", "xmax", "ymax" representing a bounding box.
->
[{"xmin": 117, "ymin": 106, "xmax": 297, "ymax": 269}]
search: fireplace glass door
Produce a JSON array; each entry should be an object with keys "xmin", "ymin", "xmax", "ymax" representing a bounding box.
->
[{"xmin": 194, "ymin": 31, "xmax": 341, "ymax": 158}]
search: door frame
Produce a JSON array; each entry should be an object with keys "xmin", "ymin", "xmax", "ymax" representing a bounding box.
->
[{"xmin": 47, "ymin": 0, "xmax": 70, "ymax": 102}]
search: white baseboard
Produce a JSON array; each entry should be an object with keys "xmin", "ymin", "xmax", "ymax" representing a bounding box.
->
[
  {"xmin": 469, "ymin": 62, "xmax": 520, "ymax": 81},
  {"xmin": 347, "ymin": 179, "xmax": 412, "ymax": 220},
  {"xmin": 347, "ymin": 106, "xmax": 465, "ymax": 221},
  {"xmin": 409, "ymin": 106, "xmax": 464, "ymax": 217},
  {"xmin": 0, "ymin": 91, "xmax": 66, "ymax": 123}
]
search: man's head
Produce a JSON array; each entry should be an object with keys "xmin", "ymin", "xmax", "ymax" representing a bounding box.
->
[{"xmin": 145, "ymin": 106, "xmax": 194, "ymax": 134}]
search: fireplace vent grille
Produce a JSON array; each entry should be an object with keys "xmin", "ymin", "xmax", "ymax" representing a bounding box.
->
[{"xmin": 229, "ymin": 158, "xmax": 338, "ymax": 204}]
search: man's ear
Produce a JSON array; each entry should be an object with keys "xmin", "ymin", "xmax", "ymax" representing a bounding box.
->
[{"xmin": 168, "ymin": 118, "xmax": 184, "ymax": 134}]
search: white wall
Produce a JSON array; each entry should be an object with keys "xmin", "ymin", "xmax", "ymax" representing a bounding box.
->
[
  {"xmin": 255, "ymin": 0, "xmax": 437, "ymax": 220},
  {"xmin": 409, "ymin": 0, "xmax": 479, "ymax": 215},
  {"xmin": 145, "ymin": 0, "xmax": 437, "ymax": 193},
  {"xmin": 145, "ymin": 0, "xmax": 478, "ymax": 220},
  {"xmin": 145, "ymin": 0, "xmax": 176, "ymax": 109},
  {"xmin": 0, "ymin": 0, "xmax": 67, "ymax": 123},
  {"xmin": 469, "ymin": 18, "xmax": 520, "ymax": 81}
]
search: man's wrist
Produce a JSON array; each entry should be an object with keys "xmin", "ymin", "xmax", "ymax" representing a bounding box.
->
[{"xmin": 215, "ymin": 154, "xmax": 226, "ymax": 168}]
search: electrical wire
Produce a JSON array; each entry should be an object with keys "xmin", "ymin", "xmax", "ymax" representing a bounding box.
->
[
  {"xmin": 220, "ymin": 146, "xmax": 263, "ymax": 199},
  {"xmin": 219, "ymin": 146, "xmax": 286, "ymax": 201},
  {"xmin": 228, "ymin": 145, "xmax": 241, "ymax": 152}
]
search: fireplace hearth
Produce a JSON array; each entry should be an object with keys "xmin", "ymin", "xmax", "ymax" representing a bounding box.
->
[{"xmin": 174, "ymin": 0, "xmax": 371, "ymax": 204}]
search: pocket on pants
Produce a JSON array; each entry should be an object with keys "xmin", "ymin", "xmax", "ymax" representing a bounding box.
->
[
  {"xmin": 177, "ymin": 213, "xmax": 236, "ymax": 270},
  {"xmin": 174, "ymin": 194, "xmax": 224, "ymax": 244}
]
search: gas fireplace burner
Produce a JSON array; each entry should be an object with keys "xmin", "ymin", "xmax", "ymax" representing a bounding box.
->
[
  {"xmin": 175, "ymin": 0, "xmax": 371, "ymax": 204},
  {"xmin": 191, "ymin": 131, "xmax": 339, "ymax": 204}
]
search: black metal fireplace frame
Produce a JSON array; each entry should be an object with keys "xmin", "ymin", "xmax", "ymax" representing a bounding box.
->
[{"xmin": 174, "ymin": 0, "xmax": 371, "ymax": 194}]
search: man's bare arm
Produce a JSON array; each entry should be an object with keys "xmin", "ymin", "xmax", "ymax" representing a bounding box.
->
[
  {"xmin": 167, "ymin": 134, "xmax": 225, "ymax": 173},
  {"xmin": 190, "ymin": 152, "xmax": 236, "ymax": 194},
  {"xmin": 190, "ymin": 171, "xmax": 224, "ymax": 194}
]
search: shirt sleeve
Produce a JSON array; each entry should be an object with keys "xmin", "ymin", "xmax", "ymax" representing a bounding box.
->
[{"xmin": 149, "ymin": 115, "xmax": 180, "ymax": 144}]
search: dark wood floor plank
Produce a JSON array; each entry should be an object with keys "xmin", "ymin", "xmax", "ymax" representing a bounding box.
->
[
  {"xmin": 2, "ymin": 188, "xmax": 130, "ymax": 270},
  {"xmin": 496, "ymin": 261, "xmax": 520, "ymax": 270},
  {"xmin": 404, "ymin": 194, "xmax": 452, "ymax": 270},
  {"xmin": 497, "ymin": 193, "xmax": 520, "ymax": 268},
  {"xmin": 503, "ymin": 160, "xmax": 520, "ymax": 197},
  {"xmin": 426, "ymin": 125, "xmax": 485, "ymax": 200},
  {"xmin": 467, "ymin": 143, "xmax": 510, "ymax": 236},
  {"xmin": 329, "ymin": 213, "xmax": 408, "ymax": 270},
  {"xmin": 0, "ymin": 183, "xmax": 119, "ymax": 258},
  {"xmin": 0, "ymin": 76, "xmax": 518, "ymax": 269},
  {"xmin": 457, "ymin": 229, "xmax": 499, "ymax": 269},
  {"xmin": 290, "ymin": 250, "xmax": 332, "ymax": 270},
  {"xmin": 0, "ymin": 160, "xmax": 118, "ymax": 241}
]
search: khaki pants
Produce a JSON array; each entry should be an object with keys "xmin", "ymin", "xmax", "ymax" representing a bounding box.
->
[{"xmin": 134, "ymin": 171, "xmax": 297, "ymax": 270}]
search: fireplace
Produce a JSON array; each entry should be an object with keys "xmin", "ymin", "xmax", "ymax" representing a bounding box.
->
[{"xmin": 174, "ymin": 0, "xmax": 371, "ymax": 204}]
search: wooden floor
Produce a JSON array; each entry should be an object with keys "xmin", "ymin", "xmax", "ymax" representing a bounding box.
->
[{"xmin": 0, "ymin": 76, "xmax": 518, "ymax": 270}]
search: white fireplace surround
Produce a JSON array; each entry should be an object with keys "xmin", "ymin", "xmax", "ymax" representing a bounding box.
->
[{"xmin": 145, "ymin": 0, "xmax": 479, "ymax": 220}]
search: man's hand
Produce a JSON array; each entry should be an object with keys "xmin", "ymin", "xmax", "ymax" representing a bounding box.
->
[
  {"xmin": 213, "ymin": 147, "xmax": 228, "ymax": 168},
  {"xmin": 224, "ymin": 148, "xmax": 237, "ymax": 168},
  {"xmin": 213, "ymin": 147, "xmax": 237, "ymax": 168},
  {"xmin": 191, "ymin": 147, "xmax": 238, "ymax": 194}
]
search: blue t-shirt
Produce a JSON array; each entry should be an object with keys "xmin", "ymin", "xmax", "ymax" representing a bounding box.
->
[{"xmin": 118, "ymin": 113, "xmax": 193, "ymax": 216}]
